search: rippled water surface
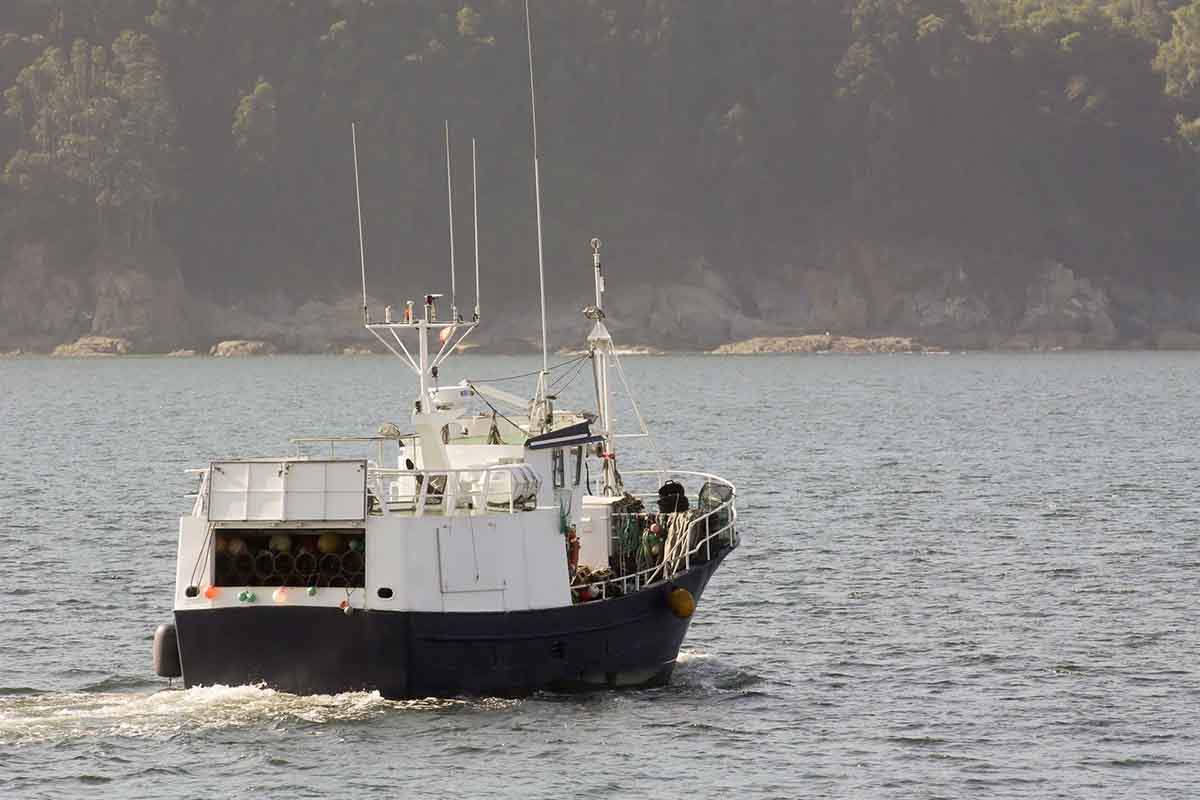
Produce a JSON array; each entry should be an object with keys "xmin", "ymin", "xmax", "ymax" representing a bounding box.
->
[{"xmin": 1, "ymin": 352, "xmax": 1198, "ymax": 798}]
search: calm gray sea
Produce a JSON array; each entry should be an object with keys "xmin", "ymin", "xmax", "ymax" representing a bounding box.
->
[{"xmin": 1, "ymin": 352, "xmax": 1197, "ymax": 798}]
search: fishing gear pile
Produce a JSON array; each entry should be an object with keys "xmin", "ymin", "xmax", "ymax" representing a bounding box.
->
[{"xmin": 213, "ymin": 531, "xmax": 366, "ymax": 588}]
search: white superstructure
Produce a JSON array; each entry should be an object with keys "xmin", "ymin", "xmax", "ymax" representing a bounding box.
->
[
  {"xmin": 171, "ymin": 243, "xmax": 736, "ymax": 616},
  {"xmin": 168, "ymin": 105, "xmax": 738, "ymax": 625}
]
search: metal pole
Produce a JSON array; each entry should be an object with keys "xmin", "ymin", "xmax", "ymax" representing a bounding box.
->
[
  {"xmin": 351, "ymin": 123, "xmax": 368, "ymax": 323},
  {"xmin": 418, "ymin": 321, "xmax": 429, "ymax": 409},
  {"xmin": 525, "ymin": 0, "xmax": 539, "ymax": 164},
  {"xmin": 472, "ymin": 137, "xmax": 480, "ymax": 321},
  {"xmin": 526, "ymin": 0, "xmax": 549, "ymax": 376},
  {"xmin": 592, "ymin": 237, "xmax": 603, "ymax": 312},
  {"xmin": 445, "ymin": 121, "xmax": 457, "ymax": 321},
  {"xmin": 533, "ymin": 158, "xmax": 548, "ymax": 372}
]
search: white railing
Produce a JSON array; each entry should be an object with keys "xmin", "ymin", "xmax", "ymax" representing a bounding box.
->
[
  {"xmin": 573, "ymin": 470, "xmax": 738, "ymax": 600},
  {"xmin": 185, "ymin": 460, "xmax": 541, "ymax": 519},
  {"xmin": 187, "ymin": 468, "xmax": 209, "ymax": 517},
  {"xmin": 289, "ymin": 435, "xmax": 416, "ymax": 463},
  {"xmin": 367, "ymin": 463, "xmax": 541, "ymax": 517}
]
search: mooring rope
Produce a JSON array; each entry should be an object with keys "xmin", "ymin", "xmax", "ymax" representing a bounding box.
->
[{"xmin": 646, "ymin": 510, "xmax": 695, "ymax": 585}]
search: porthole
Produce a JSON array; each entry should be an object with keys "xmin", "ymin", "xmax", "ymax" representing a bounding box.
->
[{"xmin": 377, "ymin": 587, "xmax": 394, "ymax": 599}]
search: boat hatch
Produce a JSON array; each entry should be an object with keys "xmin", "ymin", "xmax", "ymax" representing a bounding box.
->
[{"xmin": 208, "ymin": 459, "xmax": 366, "ymax": 522}]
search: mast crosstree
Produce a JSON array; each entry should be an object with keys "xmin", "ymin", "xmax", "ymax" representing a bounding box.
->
[{"xmin": 351, "ymin": 123, "xmax": 480, "ymax": 398}]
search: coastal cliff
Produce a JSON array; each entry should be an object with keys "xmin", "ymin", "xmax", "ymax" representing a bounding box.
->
[
  {"xmin": 5, "ymin": 239, "xmax": 1200, "ymax": 355},
  {"xmin": 4, "ymin": 3, "xmax": 1200, "ymax": 358}
]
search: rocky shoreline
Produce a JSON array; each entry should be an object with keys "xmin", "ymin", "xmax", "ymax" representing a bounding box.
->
[
  {"xmin": 15, "ymin": 332, "xmax": 1200, "ymax": 358},
  {"xmin": 9, "ymin": 239, "xmax": 1200, "ymax": 356},
  {"xmin": 712, "ymin": 335, "xmax": 937, "ymax": 354}
]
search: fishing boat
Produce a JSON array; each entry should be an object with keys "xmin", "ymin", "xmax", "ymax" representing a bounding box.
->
[{"xmin": 151, "ymin": 4, "xmax": 739, "ymax": 699}]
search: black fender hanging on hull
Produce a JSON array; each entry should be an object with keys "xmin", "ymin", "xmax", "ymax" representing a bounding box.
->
[
  {"xmin": 173, "ymin": 548, "xmax": 728, "ymax": 699},
  {"xmin": 153, "ymin": 623, "xmax": 182, "ymax": 678}
]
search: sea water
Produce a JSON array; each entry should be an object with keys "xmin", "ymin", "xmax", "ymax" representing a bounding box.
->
[{"xmin": 0, "ymin": 352, "xmax": 1196, "ymax": 798}]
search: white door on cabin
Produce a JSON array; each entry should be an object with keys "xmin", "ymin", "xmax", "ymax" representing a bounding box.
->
[{"xmin": 437, "ymin": 521, "xmax": 503, "ymax": 593}]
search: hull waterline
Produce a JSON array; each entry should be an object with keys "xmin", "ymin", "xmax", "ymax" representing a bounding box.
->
[{"xmin": 175, "ymin": 548, "xmax": 729, "ymax": 699}]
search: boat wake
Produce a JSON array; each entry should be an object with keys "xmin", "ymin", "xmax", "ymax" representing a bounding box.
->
[
  {"xmin": 672, "ymin": 649, "xmax": 764, "ymax": 692},
  {"xmin": 0, "ymin": 683, "xmax": 513, "ymax": 744}
]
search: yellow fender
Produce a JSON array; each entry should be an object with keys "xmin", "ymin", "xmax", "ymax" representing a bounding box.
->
[{"xmin": 667, "ymin": 587, "xmax": 695, "ymax": 619}]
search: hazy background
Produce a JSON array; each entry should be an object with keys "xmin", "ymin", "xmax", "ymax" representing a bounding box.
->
[{"xmin": 4, "ymin": 1, "xmax": 1200, "ymax": 353}]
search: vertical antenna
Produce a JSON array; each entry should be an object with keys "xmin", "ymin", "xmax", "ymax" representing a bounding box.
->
[
  {"xmin": 445, "ymin": 120, "xmax": 457, "ymax": 321},
  {"xmin": 472, "ymin": 137, "xmax": 480, "ymax": 321},
  {"xmin": 352, "ymin": 122, "xmax": 368, "ymax": 323},
  {"xmin": 526, "ymin": 0, "xmax": 549, "ymax": 375},
  {"xmin": 525, "ymin": 0, "xmax": 539, "ymax": 159}
]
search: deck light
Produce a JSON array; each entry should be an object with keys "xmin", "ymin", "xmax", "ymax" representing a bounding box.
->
[
  {"xmin": 203, "ymin": 585, "xmax": 219, "ymax": 600},
  {"xmin": 272, "ymin": 587, "xmax": 288, "ymax": 603}
]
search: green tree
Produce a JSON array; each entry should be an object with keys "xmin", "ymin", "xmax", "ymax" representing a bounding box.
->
[
  {"xmin": 232, "ymin": 77, "xmax": 277, "ymax": 171},
  {"xmin": 3, "ymin": 31, "xmax": 177, "ymax": 246},
  {"xmin": 832, "ymin": 1, "xmax": 977, "ymax": 229},
  {"xmin": 1157, "ymin": 1, "xmax": 1200, "ymax": 146}
]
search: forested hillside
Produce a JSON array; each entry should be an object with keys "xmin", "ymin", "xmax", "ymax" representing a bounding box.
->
[{"xmin": 4, "ymin": 1, "xmax": 1200, "ymax": 352}]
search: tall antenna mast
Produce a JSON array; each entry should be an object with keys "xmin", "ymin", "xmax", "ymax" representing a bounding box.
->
[
  {"xmin": 472, "ymin": 137, "xmax": 480, "ymax": 321},
  {"xmin": 526, "ymin": 0, "xmax": 550, "ymax": 380},
  {"xmin": 445, "ymin": 120, "xmax": 458, "ymax": 322},
  {"xmin": 352, "ymin": 122, "xmax": 368, "ymax": 323},
  {"xmin": 352, "ymin": 122, "xmax": 481, "ymax": 389}
]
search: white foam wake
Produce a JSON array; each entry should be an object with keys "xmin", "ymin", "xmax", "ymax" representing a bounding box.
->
[
  {"xmin": 675, "ymin": 648, "xmax": 713, "ymax": 665},
  {"xmin": 0, "ymin": 684, "xmax": 510, "ymax": 744}
]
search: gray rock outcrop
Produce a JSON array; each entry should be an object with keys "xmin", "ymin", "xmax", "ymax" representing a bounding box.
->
[
  {"xmin": 8, "ymin": 234, "xmax": 1200, "ymax": 353},
  {"xmin": 1013, "ymin": 262, "xmax": 1117, "ymax": 348},
  {"xmin": 210, "ymin": 339, "xmax": 277, "ymax": 357},
  {"xmin": 89, "ymin": 242, "xmax": 192, "ymax": 351},
  {"xmin": 52, "ymin": 335, "xmax": 132, "ymax": 356},
  {"xmin": 713, "ymin": 335, "xmax": 927, "ymax": 354},
  {"xmin": 0, "ymin": 243, "xmax": 89, "ymax": 350}
]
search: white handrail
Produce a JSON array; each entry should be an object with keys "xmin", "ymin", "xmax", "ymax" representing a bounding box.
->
[
  {"xmin": 578, "ymin": 508, "xmax": 737, "ymax": 600},
  {"xmin": 290, "ymin": 434, "xmax": 414, "ymax": 462},
  {"xmin": 623, "ymin": 468, "xmax": 735, "ymax": 489},
  {"xmin": 369, "ymin": 463, "xmax": 541, "ymax": 517},
  {"xmin": 190, "ymin": 469, "xmax": 210, "ymax": 517},
  {"xmin": 572, "ymin": 471, "xmax": 738, "ymax": 599}
]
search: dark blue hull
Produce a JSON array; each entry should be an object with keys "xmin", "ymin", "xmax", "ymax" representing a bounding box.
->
[{"xmin": 175, "ymin": 547, "xmax": 729, "ymax": 698}]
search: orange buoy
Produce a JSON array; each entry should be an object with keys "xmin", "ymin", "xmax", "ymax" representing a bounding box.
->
[
  {"xmin": 317, "ymin": 532, "xmax": 342, "ymax": 554},
  {"xmin": 667, "ymin": 587, "xmax": 695, "ymax": 619}
]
